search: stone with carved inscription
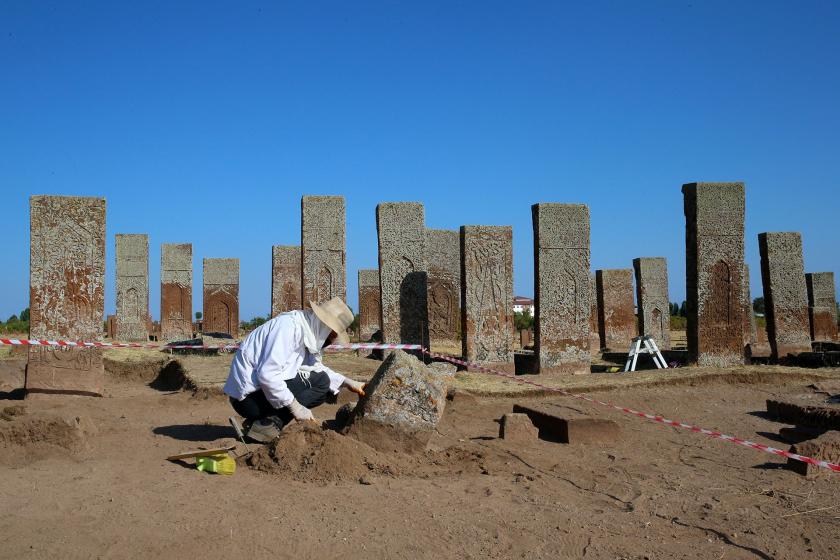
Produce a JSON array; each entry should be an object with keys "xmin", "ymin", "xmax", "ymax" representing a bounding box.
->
[
  {"xmin": 272, "ymin": 245, "xmax": 301, "ymax": 317},
  {"xmin": 160, "ymin": 243, "xmax": 193, "ymax": 341},
  {"xmin": 203, "ymin": 258, "xmax": 239, "ymax": 337},
  {"xmin": 426, "ymin": 228, "xmax": 460, "ymax": 345},
  {"xmin": 358, "ymin": 269, "xmax": 381, "ymax": 341},
  {"xmin": 596, "ymin": 269, "xmax": 635, "ymax": 352},
  {"xmin": 301, "ymin": 196, "xmax": 346, "ymax": 308},
  {"xmin": 633, "ymin": 257, "xmax": 670, "ymax": 350},
  {"xmin": 115, "ymin": 234, "xmax": 149, "ymax": 341},
  {"xmin": 806, "ymin": 272, "xmax": 838, "ymax": 342}
]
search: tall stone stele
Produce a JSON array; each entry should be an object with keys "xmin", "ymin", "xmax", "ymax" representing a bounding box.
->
[
  {"xmin": 115, "ymin": 234, "xmax": 149, "ymax": 341},
  {"xmin": 682, "ymin": 182, "xmax": 745, "ymax": 366},
  {"xmin": 271, "ymin": 245, "xmax": 301, "ymax": 317},
  {"xmin": 160, "ymin": 243, "xmax": 193, "ymax": 341},
  {"xmin": 203, "ymin": 258, "xmax": 240, "ymax": 337},
  {"xmin": 596, "ymin": 269, "xmax": 636, "ymax": 352},
  {"xmin": 28, "ymin": 195, "xmax": 106, "ymax": 396},
  {"xmin": 532, "ymin": 203, "xmax": 591, "ymax": 374},
  {"xmin": 426, "ymin": 228, "xmax": 461, "ymax": 344},
  {"xmin": 758, "ymin": 232, "xmax": 811, "ymax": 359},
  {"xmin": 301, "ymin": 196, "xmax": 346, "ymax": 308},
  {"xmin": 742, "ymin": 264, "xmax": 759, "ymax": 353},
  {"xmin": 376, "ymin": 202, "xmax": 429, "ymax": 348},
  {"xmin": 461, "ymin": 225, "xmax": 515, "ymax": 367},
  {"xmin": 633, "ymin": 257, "xmax": 670, "ymax": 350},
  {"xmin": 358, "ymin": 269, "xmax": 381, "ymax": 341},
  {"xmin": 806, "ymin": 272, "xmax": 839, "ymax": 342}
]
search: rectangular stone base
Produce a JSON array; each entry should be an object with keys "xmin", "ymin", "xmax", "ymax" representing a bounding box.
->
[
  {"xmin": 788, "ymin": 431, "xmax": 840, "ymax": 477},
  {"xmin": 512, "ymin": 403, "xmax": 619, "ymax": 444},
  {"xmin": 26, "ymin": 347, "xmax": 104, "ymax": 397}
]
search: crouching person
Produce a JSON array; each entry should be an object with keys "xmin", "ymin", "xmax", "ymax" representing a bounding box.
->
[{"xmin": 224, "ymin": 297, "xmax": 366, "ymax": 442}]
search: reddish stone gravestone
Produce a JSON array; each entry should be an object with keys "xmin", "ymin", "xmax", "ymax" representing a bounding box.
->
[
  {"xmin": 115, "ymin": 234, "xmax": 149, "ymax": 341},
  {"xmin": 596, "ymin": 269, "xmax": 636, "ymax": 352},
  {"xmin": 806, "ymin": 272, "xmax": 838, "ymax": 342},
  {"xmin": 301, "ymin": 196, "xmax": 346, "ymax": 308},
  {"xmin": 28, "ymin": 195, "xmax": 106, "ymax": 396},
  {"xmin": 633, "ymin": 257, "xmax": 670, "ymax": 350},
  {"xmin": 271, "ymin": 245, "xmax": 301, "ymax": 317},
  {"xmin": 758, "ymin": 232, "xmax": 812, "ymax": 359},
  {"xmin": 683, "ymin": 182, "xmax": 746, "ymax": 366},
  {"xmin": 589, "ymin": 274, "xmax": 601, "ymax": 352},
  {"xmin": 106, "ymin": 315, "xmax": 117, "ymax": 340},
  {"xmin": 203, "ymin": 258, "xmax": 240, "ymax": 338},
  {"xmin": 426, "ymin": 228, "xmax": 460, "ymax": 345},
  {"xmin": 461, "ymin": 226, "xmax": 514, "ymax": 368},
  {"xmin": 532, "ymin": 203, "xmax": 591, "ymax": 374},
  {"xmin": 741, "ymin": 264, "xmax": 761, "ymax": 356},
  {"xmin": 358, "ymin": 269, "xmax": 381, "ymax": 341},
  {"xmin": 160, "ymin": 243, "xmax": 193, "ymax": 341}
]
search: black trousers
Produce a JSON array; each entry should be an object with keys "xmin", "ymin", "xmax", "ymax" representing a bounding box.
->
[{"xmin": 229, "ymin": 370, "xmax": 332, "ymax": 425}]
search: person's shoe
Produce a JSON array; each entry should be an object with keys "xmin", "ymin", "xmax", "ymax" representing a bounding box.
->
[{"xmin": 245, "ymin": 416, "xmax": 283, "ymax": 443}]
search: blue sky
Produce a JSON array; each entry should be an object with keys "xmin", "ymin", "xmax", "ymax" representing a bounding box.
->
[{"xmin": 1, "ymin": 1, "xmax": 838, "ymax": 322}]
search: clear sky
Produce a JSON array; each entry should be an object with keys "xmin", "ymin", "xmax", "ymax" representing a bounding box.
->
[{"xmin": 1, "ymin": 1, "xmax": 838, "ymax": 322}]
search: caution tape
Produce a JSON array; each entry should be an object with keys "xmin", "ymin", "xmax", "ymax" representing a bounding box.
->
[{"xmin": 1, "ymin": 336, "xmax": 836, "ymax": 472}]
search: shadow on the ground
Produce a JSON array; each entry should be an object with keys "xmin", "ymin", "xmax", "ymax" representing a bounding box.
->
[
  {"xmin": 746, "ymin": 410, "xmax": 777, "ymax": 421},
  {"xmin": 153, "ymin": 424, "xmax": 234, "ymax": 442},
  {"xmin": 0, "ymin": 389, "xmax": 25, "ymax": 400}
]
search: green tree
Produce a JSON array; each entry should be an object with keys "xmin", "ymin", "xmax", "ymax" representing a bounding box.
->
[
  {"xmin": 19, "ymin": 308, "xmax": 29, "ymax": 322},
  {"xmin": 679, "ymin": 301, "xmax": 687, "ymax": 317},
  {"xmin": 195, "ymin": 311, "xmax": 203, "ymax": 320},
  {"xmin": 7, "ymin": 314, "xmax": 18, "ymax": 323},
  {"xmin": 753, "ymin": 297, "xmax": 765, "ymax": 314},
  {"xmin": 514, "ymin": 309, "xmax": 534, "ymax": 331}
]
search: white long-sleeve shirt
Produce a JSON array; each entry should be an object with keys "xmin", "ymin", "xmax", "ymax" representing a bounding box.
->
[{"xmin": 223, "ymin": 314, "xmax": 346, "ymax": 408}]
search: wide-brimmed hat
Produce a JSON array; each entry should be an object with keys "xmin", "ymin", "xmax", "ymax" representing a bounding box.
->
[{"xmin": 310, "ymin": 297, "xmax": 353, "ymax": 345}]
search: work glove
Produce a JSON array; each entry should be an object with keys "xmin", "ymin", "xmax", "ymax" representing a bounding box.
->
[
  {"xmin": 287, "ymin": 399, "xmax": 315, "ymax": 422},
  {"xmin": 342, "ymin": 378, "xmax": 366, "ymax": 397}
]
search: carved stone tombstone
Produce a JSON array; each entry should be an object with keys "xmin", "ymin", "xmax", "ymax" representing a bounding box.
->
[
  {"xmin": 115, "ymin": 234, "xmax": 149, "ymax": 341},
  {"xmin": 532, "ymin": 204, "xmax": 591, "ymax": 374},
  {"xmin": 301, "ymin": 196, "xmax": 346, "ymax": 308},
  {"xmin": 758, "ymin": 232, "xmax": 811, "ymax": 359},
  {"xmin": 28, "ymin": 195, "xmax": 106, "ymax": 396},
  {"xmin": 160, "ymin": 243, "xmax": 193, "ymax": 341},
  {"xmin": 806, "ymin": 272, "xmax": 839, "ymax": 342},
  {"xmin": 596, "ymin": 269, "xmax": 636, "ymax": 352},
  {"xmin": 589, "ymin": 274, "xmax": 601, "ymax": 352},
  {"xmin": 376, "ymin": 202, "xmax": 428, "ymax": 347},
  {"xmin": 358, "ymin": 269, "xmax": 381, "ymax": 341},
  {"xmin": 272, "ymin": 245, "xmax": 301, "ymax": 316},
  {"xmin": 633, "ymin": 257, "xmax": 670, "ymax": 350},
  {"xmin": 461, "ymin": 226, "xmax": 514, "ymax": 366},
  {"xmin": 203, "ymin": 258, "xmax": 239, "ymax": 337},
  {"xmin": 683, "ymin": 182, "xmax": 745, "ymax": 366},
  {"xmin": 742, "ymin": 264, "xmax": 758, "ymax": 350},
  {"xmin": 425, "ymin": 228, "xmax": 460, "ymax": 344}
]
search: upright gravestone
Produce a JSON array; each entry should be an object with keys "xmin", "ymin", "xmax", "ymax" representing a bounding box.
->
[
  {"xmin": 461, "ymin": 226, "xmax": 514, "ymax": 366},
  {"xmin": 115, "ymin": 234, "xmax": 149, "ymax": 341},
  {"xmin": 28, "ymin": 195, "xmax": 106, "ymax": 396},
  {"xmin": 589, "ymin": 274, "xmax": 601, "ymax": 352},
  {"xmin": 596, "ymin": 269, "xmax": 636, "ymax": 352},
  {"xmin": 426, "ymin": 228, "xmax": 461, "ymax": 344},
  {"xmin": 758, "ymin": 232, "xmax": 811, "ymax": 359},
  {"xmin": 633, "ymin": 257, "xmax": 670, "ymax": 350},
  {"xmin": 203, "ymin": 258, "xmax": 240, "ymax": 337},
  {"xmin": 161, "ymin": 243, "xmax": 193, "ymax": 341},
  {"xmin": 376, "ymin": 202, "xmax": 428, "ymax": 347},
  {"xmin": 358, "ymin": 269, "xmax": 381, "ymax": 341},
  {"xmin": 532, "ymin": 204, "xmax": 590, "ymax": 374},
  {"xmin": 301, "ymin": 196, "xmax": 346, "ymax": 308},
  {"xmin": 806, "ymin": 272, "xmax": 839, "ymax": 342},
  {"xmin": 742, "ymin": 264, "xmax": 758, "ymax": 351},
  {"xmin": 272, "ymin": 245, "xmax": 301, "ymax": 316},
  {"xmin": 683, "ymin": 182, "xmax": 745, "ymax": 366}
]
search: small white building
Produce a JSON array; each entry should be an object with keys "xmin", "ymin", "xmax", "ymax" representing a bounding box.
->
[{"xmin": 513, "ymin": 296, "xmax": 534, "ymax": 315}]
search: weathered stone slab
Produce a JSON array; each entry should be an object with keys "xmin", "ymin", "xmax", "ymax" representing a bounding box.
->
[
  {"xmin": 115, "ymin": 234, "xmax": 149, "ymax": 341},
  {"xmin": 589, "ymin": 274, "xmax": 601, "ymax": 352},
  {"xmin": 532, "ymin": 204, "xmax": 590, "ymax": 374},
  {"xmin": 633, "ymin": 257, "xmax": 670, "ymax": 350},
  {"xmin": 596, "ymin": 269, "xmax": 636, "ymax": 352},
  {"xmin": 512, "ymin": 403, "xmax": 619, "ymax": 444},
  {"xmin": 461, "ymin": 226, "xmax": 514, "ymax": 366},
  {"xmin": 271, "ymin": 245, "xmax": 301, "ymax": 317},
  {"xmin": 426, "ymin": 228, "xmax": 460, "ymax": 343},
  {"xmin": 758, "ymin": 232, "xmax": 811, "ymax": 359},
  {"xmin": 106, "ymin": 315, "xmax": 117, "ymax": 339},
  {"xmin": 499, "ymin": 413, "xmax": 538, "ymax": 442},
  {"xmin": 682, "ymin": 182, "xmax": 745, "ymax": 366},
  {"xmin": 376, "ymin": 202, "xmax": 428, "ymax": 347},
  {"xmin": 787, "ymin": 431, "xmax": 840, "ymax": 477},
  {"xmin": 742, "ymin": 264, "xmax": 758, "ymax": 352},
  {"xmin": 301, "ymin": 196, "xmax": 346, "ymax": 307},
  {"xmin": 28, "ymin": 195, "xmax": 106, "ymax": 396},
  {"xmin": 357, "ymin": 269, "xmax": 381, "ymax": 341},
  {"xmin": 806, "ymin": 272, "xmax": 838, "ymax": 342},
  {"xmin": 203, "ymin": 258, "xmax": 239, "ymax": 337},
  {"xmin": 160, "ymin": 243, "xmax": 193, "ymax": 341},
  {"xmin": 346, "ymin": 350, "xmax": 446, "ymax": 453}
]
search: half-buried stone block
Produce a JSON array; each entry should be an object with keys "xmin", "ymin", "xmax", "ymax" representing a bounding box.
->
[
  {"xmin": 345, "ymin": 350, "xmax": 447, "ymax": 453},
  {"xmin": 787, "ymin": 431, "xmax": 840, "ymax": 477},
  {"xmin": 499, "ymin": 413, "xmax": 538, "ymax": 443},
  {"xmin": 512, "ymin": 403, "xmax": 619, "ymax": 444}
]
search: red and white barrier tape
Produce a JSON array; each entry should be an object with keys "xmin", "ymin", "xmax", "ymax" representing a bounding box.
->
[{"xmin": 2, "ymin": 337, "xmax": 836, "ymax": 472}]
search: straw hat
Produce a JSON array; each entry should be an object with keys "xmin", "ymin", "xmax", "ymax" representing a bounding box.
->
[{"xmin": 310, "ymin": 297, "xmax": 353, "ymax": 344}]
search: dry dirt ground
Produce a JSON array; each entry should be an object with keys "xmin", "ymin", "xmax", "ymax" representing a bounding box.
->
[{"xmin": 1, "ymin": 347, "xmax": 840, "ymax": 560}]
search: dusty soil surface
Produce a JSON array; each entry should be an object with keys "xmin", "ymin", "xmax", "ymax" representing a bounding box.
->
[{"xmin": 1, "ymin": 353, "xmax": 839, "ymax": 559}]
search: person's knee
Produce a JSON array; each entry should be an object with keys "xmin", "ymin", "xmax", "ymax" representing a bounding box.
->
[{"xmin": 311, "ymin": 371, "xmax": 331, "ymax": 393}]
